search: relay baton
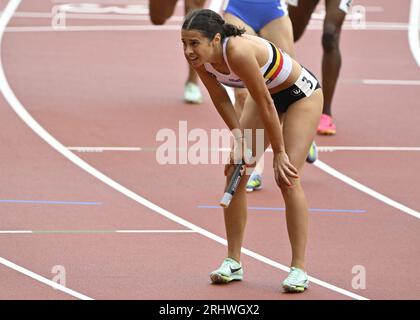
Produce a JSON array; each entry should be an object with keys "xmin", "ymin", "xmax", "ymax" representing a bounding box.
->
[{"xmin": 220, "ymin": 160, "xmax": 245, "ymax": 208}]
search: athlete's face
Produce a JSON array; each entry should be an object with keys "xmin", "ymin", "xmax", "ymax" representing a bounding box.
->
[{"xmin": 181, "ymin": 29, "xmax": 219, "ymax": 67}]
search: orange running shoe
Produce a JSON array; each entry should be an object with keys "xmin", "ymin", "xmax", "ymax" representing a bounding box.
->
[{"xmin": 317, "ymin": 114, "xmax": 336, "ymax": 135}]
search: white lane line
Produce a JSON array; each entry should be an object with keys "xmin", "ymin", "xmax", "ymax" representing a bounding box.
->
[
  {"xmin": 340, "ymin": 79, "xmax": 420, "ymax": 85},
  {"xmin": 0, "ymin": 229, "xmax": 196, "ymax": 234},
  {"xmin": 314, "ymin": 160, "xmax": 420, "ymax": 220},
  {"xmin": 116, "ymin": 229, "xmax": 196, "ymax": 233},
  {"xmin": 0, "ymin": 230, "xmax": 32, "ymax": 234},
  {"xmin": 409, "ymin": 0, "xmax": 420, "ymax": 67},
  {"xmin": 5, "ymin": 25, "xmax": 182, "ymax": 32},
  {"xmin": 238, "ymin": 146, "xmax": 420, "ymax": 153},
  {"xmin": 317, "ymin": 146, "xmax": 420, "ymax": 152},
  {"xmin": 67, "ymin": 146, "xmax": 420, "ymax": 153},
  {"xmin": 0, "ymin": 0, "xmax": 368, "ymax": 301},
  {"xmin": 361, "ymin": 79, "xmax": 420, "ymax": 85},
  {"xmin": 68, "ymin": 146, "xmax": 142, "ymax": 152},
  {"xmin": 4, "ymin": 22, "xmax": 417, "ymax": 33},
  {"xmin": 11, "ymin": 11, "xmax": 171, "ymax": 20},
  {"xmin": 0, "ymin": 257, "xmax": 93, "ymax": 300},
  {"xmin": 53, "ymin": 3, "xmax": 148, "ymax": 15},
  {"xmin": 310, "ymin": 21, "xmax": 411, "ymax": 30},
  {"xmin": 214, "ymin": 146, "xmax": 420, "ymax": 153}
]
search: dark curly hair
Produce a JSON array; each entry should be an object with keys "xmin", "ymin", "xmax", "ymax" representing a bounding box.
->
[{"xmin": 182, "ymin": 9, "xmax": 245, "ymax": 40}]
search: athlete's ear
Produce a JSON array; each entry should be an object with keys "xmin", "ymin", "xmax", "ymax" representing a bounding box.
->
[{"xmin": 212, "ymin": 33, "xmax": 222, "ymax": 45}]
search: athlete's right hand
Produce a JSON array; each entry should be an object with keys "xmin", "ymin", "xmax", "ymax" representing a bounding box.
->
[{"xmin": 224, "ymin": 136, "xmax": 250, "ymax": 177}]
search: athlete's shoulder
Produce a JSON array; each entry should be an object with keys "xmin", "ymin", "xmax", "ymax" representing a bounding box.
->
[{"xmin": 225, "ymin": 35, "xmax": 255, "ymax": 61}]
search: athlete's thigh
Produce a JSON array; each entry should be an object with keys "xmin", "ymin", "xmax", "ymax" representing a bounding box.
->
[
  {"xmin": 259, "ymin": 15, "xmax": 295, "ymax": 58},
  {"xmin": 149, "ymin": 0, "xmax": 178, "ymax": 21},
  {"xmin": 282, "ymin": 89, "xmax": 323, "ymax": 170},
  {"xmin": 324, "ymin": 0, "xmax": 347, "ymax": 32},
  {"xmin": 223, "ymin": 12, "xmax": 257, "ymax": 35},
  {"xmin": 288, "ymin": 0, "xmax": 319, "ymax": 41}
]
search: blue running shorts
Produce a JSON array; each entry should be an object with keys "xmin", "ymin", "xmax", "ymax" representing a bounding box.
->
[{"xmin": 223, "ymin": 0, "xmax": 288, "ymax": 33}]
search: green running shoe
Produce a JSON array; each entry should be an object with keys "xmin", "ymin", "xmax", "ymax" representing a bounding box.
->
[
  {"xmin": 184, "ymin": 82, "xmax": 203, "ymax": 104},
  {"xmin": 246, "ymin": 173, "xmax": 262, "ymax": 192},
  {"xmin": 210, "ymin": 258, "xmax": 243, "ymax": 284},
  {"xmin": 306, "ymin": 141, "xmax": 318, "ymax": 164}
]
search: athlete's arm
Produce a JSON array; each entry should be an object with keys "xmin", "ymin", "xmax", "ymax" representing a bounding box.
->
[
  {"xmin": 226, "ymin": 39, "xmax": 284, "ymax": 153},
  {"xmin": 195, "ymin": 65, "xmax": 242, "ymax": 139}
]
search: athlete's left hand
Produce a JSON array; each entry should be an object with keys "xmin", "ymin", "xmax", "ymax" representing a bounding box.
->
[{"xmin": 273, "ymin": 151, "xmax": 299, "ymax": 187}]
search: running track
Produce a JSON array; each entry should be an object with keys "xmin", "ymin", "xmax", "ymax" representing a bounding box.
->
[{"xmin": 0, "ymin": 0, "xmax": 419, "ymax": 300}]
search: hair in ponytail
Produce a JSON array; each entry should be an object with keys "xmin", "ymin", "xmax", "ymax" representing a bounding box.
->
[
  {"xmin": 182, "ymin": 9, "xmax": 245, "ymax": 41},
  {"xmin": 222, "ymin": 23, "xmax": 245, "ymax": 37}
]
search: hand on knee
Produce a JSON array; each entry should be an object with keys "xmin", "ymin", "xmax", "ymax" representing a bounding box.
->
[{"xmin": 273, "ymin": 152, "xmax": 299, "ymax": 189}]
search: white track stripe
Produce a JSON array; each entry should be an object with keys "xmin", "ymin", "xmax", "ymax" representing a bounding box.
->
[
  {"xmin": 314, "ymin": 160, "xmax": 420, "ymax": 219},
  {"xmin": 116, "ymin": 230, "xmax": 196, "ymax": 233},
  {"xmin": 409, "ymin": 0, "xmax": 420, "ymax": 67},
  {"xmin": 0, "ymin": 230, "xmax": 32, "ymax": 234},
  {"xmin": 0, "ymin": 230, "xmax": 196, "ymax": 234},
  {"xmin": 4, "ymin": 21, "xmax": 415, "ymax": 33},
  {"xmin": 0, "ymin": 257, "xmax": 93, "ymax": 300},
  {"xmin": 68, "ymin": 146, "xmax": 142, "ymax": 152},
  {"xmin": 67, "ymin": 146, "xmax": 420, "ymax": 153},
  {"xmin": 6, "ymin": 25, "xmax": 182, "ymax": 32},
  {"xmin": 228, "ymin": 146, "xmax": 420, "ymax": 153},
  {"xmin": 362, "ymin": 79, "xmax": 420, "ymax": 85},
  {"xmin": 9, "ymin": 11, "xmax": 159, "ymax": 20},
  {"xmin": 0, "ymin": 0, "xmax": 368, "ymax": 300},
  {"xmin": 317, "ymin": 146, "xmax": 420, "ymax": 152}
]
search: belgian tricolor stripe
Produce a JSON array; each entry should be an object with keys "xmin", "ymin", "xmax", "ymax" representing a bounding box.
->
[{"xmin": 263, "ymin": 42, "xmax": 283, "ymax": 83}]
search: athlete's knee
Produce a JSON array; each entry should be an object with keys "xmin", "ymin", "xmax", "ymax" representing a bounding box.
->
[
  {"xmin": 321, "ymin": 28, "xmax": 340, "ymax": 52},
  {"xmin": 277, "ymin": 176, "xmax": 301, "ymax": 194}
]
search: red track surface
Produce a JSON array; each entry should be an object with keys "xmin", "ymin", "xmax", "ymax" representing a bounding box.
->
[{"xmin": 0, "ymin": 0, "xmax": 419, "ymax": 300}]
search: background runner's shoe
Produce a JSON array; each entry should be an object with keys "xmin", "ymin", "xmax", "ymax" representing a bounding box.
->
[
  {"xmin": 306, "ymin": 141, "xmax": 318, "ymax": 164},
  {"xmin": 246, "ymin": 173, "xmax": 262, "ymax": 192},
  {"xmin": 210, "ymin": 258, "xmax": 243, "ymax": 284},
  {"xmin": 282, "ymin": 267, "xmax": 309, "ymax": 293},
  {"xmin": 184, "ymin": 82, "xmax": 203, "ymax": 104},
  {"xmin": 317, "ymin": 114, "xmax": 336, "ymax": 135}
]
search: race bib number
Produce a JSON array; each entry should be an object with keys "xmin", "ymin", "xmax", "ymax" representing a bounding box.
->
[{"xmin": 295, "ymin": 69, "xmax": 317, "ymax": 97}]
